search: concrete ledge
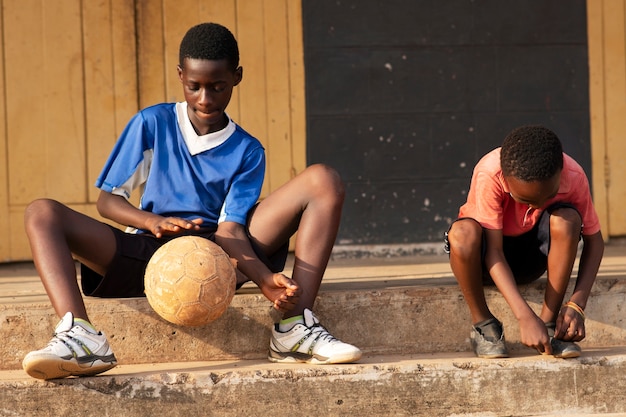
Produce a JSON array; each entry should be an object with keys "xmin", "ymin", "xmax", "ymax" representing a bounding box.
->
[
  {"xmin": 1, "ymin": 348, "xmax": 626, "ymax": 416},
  {"xmin": 1, "ymin": 250, "xmax": 626, "ymax": 416},
  {"xmin": 2, "ymin": 274, "xmax": 626, "ymax": 370}
]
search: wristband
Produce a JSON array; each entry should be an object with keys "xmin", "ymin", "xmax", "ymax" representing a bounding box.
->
[{"xmin": 564, "ymin": 301, "xmax": 586, "ymax": 321}]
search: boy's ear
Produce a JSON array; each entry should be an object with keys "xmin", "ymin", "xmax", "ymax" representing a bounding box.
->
[
  {"xmin": 233, "ymin": 66, "xmax": 243, "ymax": 86},
  {"xmin": 177, "ymin": 64, "xmax": 184, "ymax": 81}
]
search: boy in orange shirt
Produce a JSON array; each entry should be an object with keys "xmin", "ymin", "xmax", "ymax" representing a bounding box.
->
[{"xmin": 445, "ymin": 125, "xmax": 604, "ymax": 358}]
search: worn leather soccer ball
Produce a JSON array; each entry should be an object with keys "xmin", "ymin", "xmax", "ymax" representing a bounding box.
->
[{"xmin": 144, "ymin": 236, "xmax": 236, "ymax": 327}]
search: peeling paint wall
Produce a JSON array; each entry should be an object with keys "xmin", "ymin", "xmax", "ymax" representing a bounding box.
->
[{"xmin": 303, "ymin": 0, "xmax": 590, "ymax": 245}]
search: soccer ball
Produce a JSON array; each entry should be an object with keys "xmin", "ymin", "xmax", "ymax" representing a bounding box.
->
[{"xmin": 144, "ymin": 236, "xmax": 236, "ymax": 327}]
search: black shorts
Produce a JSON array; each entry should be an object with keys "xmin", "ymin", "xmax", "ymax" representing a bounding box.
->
[
  {"xmin": 81, "ymin": 223, "xmax": 289, "ymax": 298},
  {"xmin": 444, "ymin": 203, "xmax": 581, "ymax": 285}
]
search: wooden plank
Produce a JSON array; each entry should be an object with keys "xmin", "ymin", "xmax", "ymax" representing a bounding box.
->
[
  {"xmin": 0, "ymin": 7, "xmax": 9, "ymax": 260},
  {"xmin": 287, "ymin": 0, "xmax": 307, "ymax": 176},
  {"xmin": 137, "ymin": 0, "xmax": 167, "ymax": 108},
  {"xmin": 162, "ymin": 0, "xmax": 199, "ymax": 102},
  {"xmin": 4, "ymin": 0, "xmax": 46, "ymax": 205},
  {"xmin": 586, "ymin": 0, "xmax": 609, "ymax": 239},
  {"xmin": 39, "ymin": 0, "xmax": 86, "ymax": 202},
  {"xmin": 286, "ymin": 0, "xmax": 306, "ymax": 251},
  {"xmin": 82, "ymin": 0, "xmax": 115, "ymax": 203},
  {"xmin": 237, "ymin": 0, "xmax": 269, "ymax": 196},
  {"xmin": 83, "ymin": 0, "xmax": 138, "ymax": 204},
  {"xmin": 603, "ymin": 0, "xmax": 626, "ymax": 235},
  {"xmin": 235, "ymin": 0, "xmax": 268, "ymax": 139},
  {"xmin": 6, "ymin": 0, "xmax": 85, "ymax": 205},
  {"xmin": 198, "ymin": 1, "xmax": 237, "ymax": 32},
  {"xmin": 263, "ymin": 0, "xmax": 293, "ymax": 191},
  {"xmin": 110, "ymin": 0, "xmax": 139, "ymax": 138},
  {"xmin": 8, "ymin": 208, "xmax": 30, "ymax": 261},
  {"xmin": 111, "ymin": 0, "xmax": 141, "ymax": 208}
]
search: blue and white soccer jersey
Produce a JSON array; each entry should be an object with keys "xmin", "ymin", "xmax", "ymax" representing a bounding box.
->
[{"xmin": 95, "ymin": 102, "xmax": 265, "ymax": 230}]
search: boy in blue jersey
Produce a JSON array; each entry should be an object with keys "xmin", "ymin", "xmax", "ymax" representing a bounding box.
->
[{"xmin": 22, "ymin": 22, "xmax": 361, "ymax": 380}]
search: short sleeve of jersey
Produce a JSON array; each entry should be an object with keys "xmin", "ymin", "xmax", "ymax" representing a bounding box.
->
[
  {"xmin": 467, "ymin": 171, "xmax": 507, "ymax": 230},
  {"xmin": 218, "ymin": 147, "xmax": 264, "ymax": 225},
  {"xmin": 561, "ymin": 155, "xmax": 601, "ymax": 236},
  {"xmin": 96, "ymin": 110, "xmax": 153, "ymax": 195},
  {"xmin": 458, "ymin": 149, "xmax": 507, "ymax": 230}
]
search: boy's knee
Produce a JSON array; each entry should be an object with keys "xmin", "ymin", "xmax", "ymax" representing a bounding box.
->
[
  {"xmin": 447, "ymin": 219, "xmax": 482, "ymax": 255},
  {"xmin": 24, "ymin": 199, "xmax": 61, "ymax": 227},
  {"xmin": 304, "ymin": 164, "xmax": 345, "ymax": 199}
]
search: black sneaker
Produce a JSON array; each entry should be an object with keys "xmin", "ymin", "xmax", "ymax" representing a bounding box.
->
[
  {"xmin": 545, "ymin": 322, "xmax": 581, "ymax": 359},
  {"xmin": 470, "ymin": 318, "xmax": 509, "ymax": 358}
]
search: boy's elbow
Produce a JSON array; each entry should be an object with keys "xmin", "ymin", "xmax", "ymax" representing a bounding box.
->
[
  {"xmin": 95, "ymin": 194, "xmax": 105, "ymax": 216},
  {"xmin": 96, "ymin": 191, "xmax": 116, "ymax": 218}
]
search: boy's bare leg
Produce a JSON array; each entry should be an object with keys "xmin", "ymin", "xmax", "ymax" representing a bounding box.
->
[
  {"xmin": 247, "ymin": 164, "xmax": 344, "ymax": 318},
  {"xmin": 448, "ymin": 219, "xmax": 493, "ymax": 324},
  {"xmin": 539, "ymin": 208, "xmax": 581, "ymax": 324},
  {"xmin": 24, "ymin": 199, "xmax": 117, "ymax": 322}
]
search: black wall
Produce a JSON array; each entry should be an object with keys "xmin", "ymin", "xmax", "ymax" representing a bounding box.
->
[{"xmin": 303, "ymin": 0, "xmax": 590, "ymax": 246}]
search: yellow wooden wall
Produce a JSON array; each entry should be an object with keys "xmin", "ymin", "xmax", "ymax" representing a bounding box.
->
[
  {"xmin": 587, "ymin": 0, "xmax": 626, "ymax": 239},
  {"xmin": 0, "ymin": 0, "xmax": 306, "ymax": 261}
]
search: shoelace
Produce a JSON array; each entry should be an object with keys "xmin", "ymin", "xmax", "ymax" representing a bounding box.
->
[
  {"xmin": 48, "ymin": 329, "xmax": 93, "ymax": 358},
  {"xmin": 309, "ymin": 323, "xmax": 338, "ymax": 343},
  {"xmin": 290, "ymin": 323, "xmax": 338, "ymax": 355}
]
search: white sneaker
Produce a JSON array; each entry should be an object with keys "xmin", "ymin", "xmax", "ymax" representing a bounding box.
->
[
  {"xmin": 268, "ymin": 309, "xmax": 362, "ymax": 364},
  {"xmin": 22, "ymin": 312, "xmax": 117, "ymax": 380}
]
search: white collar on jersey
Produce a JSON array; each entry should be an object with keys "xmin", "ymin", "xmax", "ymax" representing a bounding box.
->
[{"xmin": 176, "ymin": 102, "xmax": 236, "ymax": 156}]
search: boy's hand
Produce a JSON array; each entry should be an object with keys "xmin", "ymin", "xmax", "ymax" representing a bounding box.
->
[
  {"xmin": 519, "ymin": 315, "xmax": 552, "ymax": 355},
  {"xmin": 258, "ymin": 273, "xmax": 301, "ymax": 313},
  {"xmin": 148, "ymin": 217, "xmax": 203, "ymax": 238},
  {"xmin": 555, "ymin": 306, "xmax": 586, "ymax": 342}
]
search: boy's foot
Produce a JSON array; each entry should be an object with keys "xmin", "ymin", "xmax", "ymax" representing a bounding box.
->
[
  {"xmin": 545, "ymin": 322, "xmax": 581, "ymax": 359},
  {"xmin": 22, "ymin": 312, "xmax": 117, "ymax": 380},
  {"xmin": 268, "ymin": 309, "xmax": 362, "ymax": 364},
  {"xmin": 470, "ymin": 318, "xmax": 509, "ymax": 358}
]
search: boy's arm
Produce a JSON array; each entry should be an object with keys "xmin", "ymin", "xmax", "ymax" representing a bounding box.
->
[
  {"xmin": 214, "ymin": 221, "xmax": 300, "ymax": 313},
  {"xmin": 96, "ymin": 191, "xmax": 202, "ymax": 238},
  {"xmin": 570, "ymin": 231, "xmax": 604, "ymax": 309},
  {"xmin": 484, "ymin": 229, "xmax": 552, "ymax": 354},
  {"xmin": 555, "ymin": 231, "xmax": 604, "ymax": 339}
]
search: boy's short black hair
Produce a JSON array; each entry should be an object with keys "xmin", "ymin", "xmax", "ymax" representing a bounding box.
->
[
  {"xmin": 500, "ymin": 125, "xmax": 564, "ymax": 181},
  {"xmin": 179, "ymin": 22, "xmax": 239, "ymax": 70}
]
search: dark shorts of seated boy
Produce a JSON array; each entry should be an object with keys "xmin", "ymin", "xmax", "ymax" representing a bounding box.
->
[{"xmin": 81, "ymin": 224, "xmax": 288, "ymax": 298}]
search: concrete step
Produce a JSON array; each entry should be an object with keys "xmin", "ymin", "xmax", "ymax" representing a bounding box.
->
[
  {"xmin": 1, "ymin": 349, "xmax": 626, "ymax": 416},
  {"xmin": 0, "ymin": 245, "xmax": 625, "ymax": 416},
  {"xmin": 1, "ymin": 250, "xmax": 625, "ymax": 369}
]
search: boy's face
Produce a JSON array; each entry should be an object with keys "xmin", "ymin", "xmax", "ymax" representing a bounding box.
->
[
  {"xmin": 178, "ymin": 58, "xmax": 243, "ymax": 135},
  {"xmin": 505, "ymin": 172, "xmax": 560, "ymax": 209}
]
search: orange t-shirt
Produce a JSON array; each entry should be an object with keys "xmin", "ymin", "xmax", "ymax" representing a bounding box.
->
[{"xmin": 458, "ymin": 148, "xmax": 601, "ymax": 237}]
